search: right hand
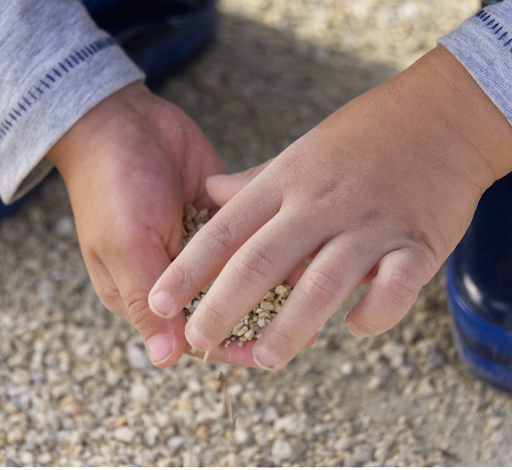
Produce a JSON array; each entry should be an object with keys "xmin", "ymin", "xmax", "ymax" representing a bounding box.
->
[
  {"xmin": 148, "ymin": 46, "xmax": 512, "ymax": 370},
  {"xmin": 47, "ymin": 81, "xmax": 226, "ymax": 367}
]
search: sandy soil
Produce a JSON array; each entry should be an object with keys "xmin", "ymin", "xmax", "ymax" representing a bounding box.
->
[{"xmin": 6, "ymin": 0, "xmax": 512, "ymax": 466}]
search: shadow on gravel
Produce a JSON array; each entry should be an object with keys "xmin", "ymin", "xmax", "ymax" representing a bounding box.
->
[{"xmin": 159, "ymin": 11, "xmax": 400, "ymax": 173}]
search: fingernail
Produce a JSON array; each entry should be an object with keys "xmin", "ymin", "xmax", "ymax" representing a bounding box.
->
[
  {"xmin": 146, "ymin": 334, "xmax": 174, "ymax": 365},
  {"xmin": 253, "ymin": 348, "xmax": 277, "ymax": 371},
  {"xmin": 185, "ymin": 326, "xmax": 208, "ymax": 351},
  {"xmin": 149, "ymin": 291, "xmax": 174, "ymax": 317},
  {"xmin": 346, "ymin": 321, "xmax": 368, "ymax": 338}
]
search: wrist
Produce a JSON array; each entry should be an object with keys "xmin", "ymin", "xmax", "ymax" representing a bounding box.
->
[
  {"xmin": 47, "ymin": 81, "xmax": 151, "ymax": 179},
  {"xmin": 406, "ymin": 46, "xmax": 512, "ymax": 186}
]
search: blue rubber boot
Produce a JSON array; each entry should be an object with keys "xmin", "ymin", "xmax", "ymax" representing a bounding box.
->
[{"xmin": 447, "ymin": 171, "xmax": 512, "ymax": 392}]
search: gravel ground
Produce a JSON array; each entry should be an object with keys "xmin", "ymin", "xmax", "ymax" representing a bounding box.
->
[{"xmin": 4, "ymin": 0, "xmax": 512, "ymax": 466}]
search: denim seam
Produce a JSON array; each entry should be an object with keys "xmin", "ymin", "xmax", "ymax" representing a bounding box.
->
[{"xmin": 0, "ymin": 36, "xmax": 115, "ymax": 142}]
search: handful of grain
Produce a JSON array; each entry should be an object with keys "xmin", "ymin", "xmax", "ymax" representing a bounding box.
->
[{"xmin": 182, "ymin": 205, "xmax": 292, "ymax": 347}]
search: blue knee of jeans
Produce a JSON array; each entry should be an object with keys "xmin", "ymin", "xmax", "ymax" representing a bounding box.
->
[{"xmin": 82, "ymin": 0, "xmax": 121, "ymax": 14}]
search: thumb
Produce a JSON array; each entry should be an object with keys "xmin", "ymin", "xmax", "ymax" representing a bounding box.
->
[
  {"xmin": 101, "ymin": 231, "xmax": 188, "ymax": 368},
  {"xmin": 206, "ymin": 158, "xmax": 275, "ymax": 207}
]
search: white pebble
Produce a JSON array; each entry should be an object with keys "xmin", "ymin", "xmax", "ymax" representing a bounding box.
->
[
  {"xmin": 335, "ymin": 437, "xmax": 355, "ymax": 451},
  {"xmin": 166, "ymin": 435, "xmax": 185, "ymax": 450},
  {"xmin": 340, "ymin": 361, "xmax": 354, "ymax": 376},
  {"xmin": 130, "ymin": 383, "xmax": 150, "ymax": 404},
  {"xmin": 382, "ymin": 341, "xmax": 405, "ymax": 368},
  {"xmin": 155, "ymin": 411, "xmax": 171, "ymax": 428},
  {"xmin": 397, "ymin": 1, "xmax": 420, "ymax": 20},
  {"xmin": 105, "ymin": 368, "xmax": 122, "ymax": 387},
  {"xmin": 125, "ymin": 335, "xmax": 153, "ymax": 370},
  {"xmin": 114, "ymin": 427, "xmax": 136, "ymax": 443},
  {"xmin": 272, "ymin": 437, "xmax": 294, "ymax": 463},
  {"xmin": 234, "ymin": 428, "xmax": 250, "ymax": 445},
  {"xmin": 263, "ymin": 406, "xmax": 280, "ymax": 423},
  {"xmin": 352, "ymin": 445, "xmax": 375, "ymax": 464},
  {"xmin": 227, "ymin": 382, "xmax": 244, "ymax": 397},
  {"xmin": 274, "ymin": 413, "xmax": 306, "ymax": 436}
]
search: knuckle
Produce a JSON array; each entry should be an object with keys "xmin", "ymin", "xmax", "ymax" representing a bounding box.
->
[
  {"xmin": 203, "ymin": 219, "xmax": 236, "ymax": 252},
  {"xmin": 168, "ymin": 261, "xmax": 192, "ymax": 296},
  {"xmin": 303, "ymin": 270, "xmax": 342, "ymax": 309},
  {"xmin": 199, "ymin": 300, "xmax": 228, "ymax": 331},
  {"xmin": 98, "ymin": 283, "xmax": 120, "ymax": 307},
  {"xmin": 265, "ymin": 329, "xmax": 295, "ymax": 370},
  {"xmin": 358, "ymin": 319, "xmax": 383, "ymax": 337},
  {"xmin": 384, "ymin": 267, "xmax": 418, "ymax": 305},
  {"xmin": 125, "ymin": 290, "xmax": 151, "ymax": 331},
  {"xmin": 93, "ymin": 280, "xmax": 122, "ymax": 315},
  {"xmin": 233, "ymin": 243, "xmax": 273, "ymax": 284},
  {"xmin": 272, "ymin": 328, "xmax": 295, "ymax": 350}
]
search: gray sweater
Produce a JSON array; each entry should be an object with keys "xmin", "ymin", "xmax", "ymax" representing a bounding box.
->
[
  {"xmin": 0, "ymin": 0, "xmax": 143, "ymax": 203},
  {"xmin": 0, "ymin": 0, "xmax": 510, "ymax": 203}
]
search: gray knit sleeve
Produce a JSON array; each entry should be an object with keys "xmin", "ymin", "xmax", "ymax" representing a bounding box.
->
[
  {"xmin": 438, "ymin": 1, "xmax": 512, "ymax": 127},
  {"xmin": 0, "ymin": 0, "xmax": 145, "ymax": 203}
]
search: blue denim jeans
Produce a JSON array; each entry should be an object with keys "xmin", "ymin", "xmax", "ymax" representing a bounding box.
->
[{"xmin": 82, "ymin": 0, "xmax": 120, "ymax": 13}]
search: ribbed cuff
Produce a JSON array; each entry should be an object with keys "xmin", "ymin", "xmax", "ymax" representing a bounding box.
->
[
  {"xmin": 0, "ymin": 40, "xmax": 144, "ymax": 203},
  {"xmin": 438, "ymin": 2, "xmax": 512, "ymax": 128}
]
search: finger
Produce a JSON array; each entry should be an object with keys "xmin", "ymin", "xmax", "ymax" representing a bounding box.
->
[
  {"xmin": 304, "ymin": 332, "xmax": 318, "ymax": 348},
  {"xmin": 84, "ymin": 253, "xmax": 127, "ymax": 316},
  {"xmin": 104, "ymin": 229, "xmax": 189, "ymax": 368},
  {"xmin": 184, "ymin": 331, "xmax": 318, "ymax": 366},
  {"xmin": 206, "ymin": 158, "xmax": 275, "ymax": 207},
  {"xmin": 184, "ymin": 209, "xmax": 322, "ymax": 352},
  {"xmin": 149, "ymin": 176, "xmax": 282, "ymax": 319},
  {"xmin": 185, "ymin": 341, "xmax": 259, "ymax": 367},
  {"xmin": 345, "ymin": 247, "xmax": 433, "ymax": 337},
  {"xmin": 284, "ymin": 259, "xmax": 310, "ymax": 287},
  {"xmin": 252, "ymin": 235, "xmax": 379, "ymax": 370}
]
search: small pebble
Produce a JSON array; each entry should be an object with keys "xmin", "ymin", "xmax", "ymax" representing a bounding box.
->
[
  {"xmin": 114, "ymin": 427, "xmax": 136, "ymax": 444},
  {"xmin": 271, "ymin": 437, "xmax": 294, "ymax": 463}
]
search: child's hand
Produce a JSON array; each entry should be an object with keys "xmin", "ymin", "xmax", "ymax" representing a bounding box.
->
[
  {"xmin": 149, "ymin": 45, "xmax": 512, "ymax": 370},
  {"xmin": 47, "ymin": 82, "xmax": 225, "ymax": 368}
]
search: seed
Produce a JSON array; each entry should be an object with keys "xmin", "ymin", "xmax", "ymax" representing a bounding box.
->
[
  {"xmin": 263, "ymin": 291, "xmax": 276, "ymax": 302},
  {"xmin": 185, "ymin": 205, "xmax": 198, "ymax": 218},
  {"xmin": 182, "ymin": 205, "xmax": 293, "ymax": 347},
  {"xmin": 194, "ymin": 208, "xmax": 209, "ymax": 224},
  {"xmin": 260, "ymin": 301, "xmax": 274, "ymax": 311},
  {"xmin": 231, "ymin": 322, "xmax": 244, "ymax": 336},
  {"xmin": 185, "ymin": 220, "xmax": 196, "ymax": 232},
  {"xmin": 238, "ymin": 326, "xmax": 249, "ymax": 336},
  {"xmin": 275, "ymin": 285, "xmax": 289, "ymax": 295}
]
